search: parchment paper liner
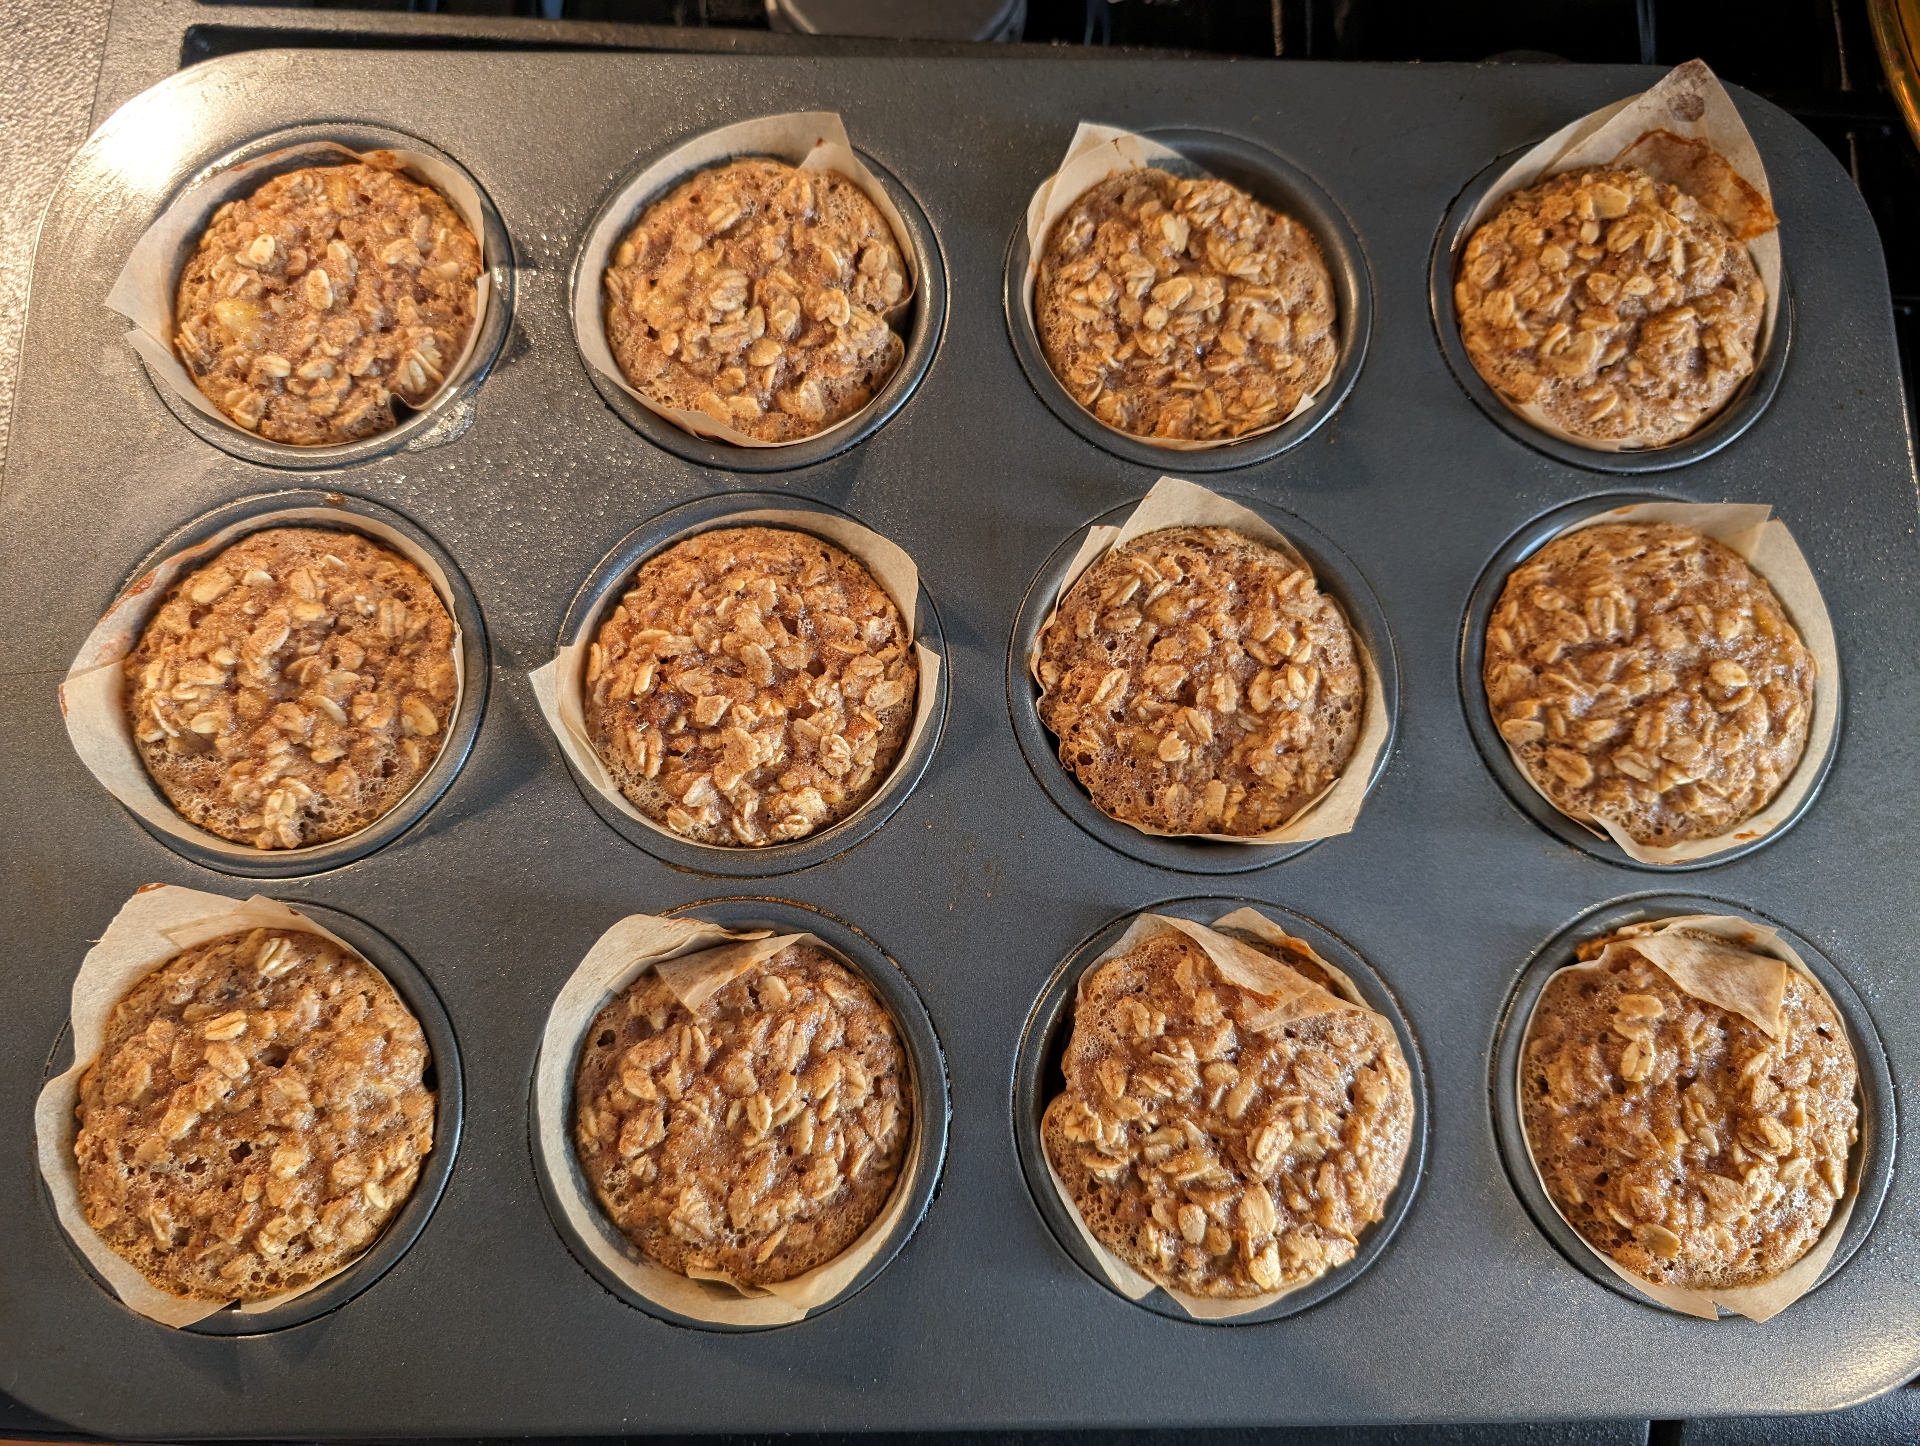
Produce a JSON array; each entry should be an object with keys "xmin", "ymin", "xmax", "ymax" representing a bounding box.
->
[
  {"xmin": 59, "ymin": 507, "xmax": 467, "ymax": 862},
  {"xmin": 33, "ymin": 884, "xmax": 435, "ymax": 1328},
  {"xmin": 1020, "ymin": 122, "xmax": 1328, "ymax": 451},
  {"xmin": 529, "ymin": 509, "xmax": 940, "ymax": 852},
  {"xmin": 1456, "ymin": 60, "xmax": 1781, "ymax": 452},
  {"xmin": 1485, "ymin": 500, "xmax": 1835, "ymax": 865},
  {"xmin": 532, "ymin": 913, "xmax": 925, "ymax": 1326},
  {"xmin": 1517, "ymin": 914, "xmax": 1861, "ymax": 1321},
  {"xmin": 1041, "ymin": 907, "xmax": 1401, "ymax": 1320},
  {"xmin": 572, "ymin": 111, "xmax": 919, "ymax": 449},
  {"xmin": 107, "ymin": 140, "xmax": 495, "ymax": 448},
  {"xmin": 1028, "ymin": 476, "xmax": 1388, "ymax": 845}
]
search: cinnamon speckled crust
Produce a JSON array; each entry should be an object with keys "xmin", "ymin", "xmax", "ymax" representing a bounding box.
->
[
  {"xmin": 1522, "ymin": 930, "xmax": 1857, "ymax": 1291},
  {"xmin": 74, "ymin": 928, "xmax": 434, "ymax": 1302}
]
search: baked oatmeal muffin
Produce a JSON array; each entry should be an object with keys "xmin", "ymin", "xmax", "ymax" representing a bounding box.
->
[
  {"xmin": 1035, "ymin": 525, "xmax": 1363, "ymax": 837},
  {"xmin": 1036, "ymin": 167, "xmax": 1337, "ymax": 443},
  {"xmin": 1522, "ymin": 925, "xmax": 1858, "ymax": 1291},
  {"xmin": 602, "ymin": 159, "xmax": 908, "ymax": 443},
  {"xmin": 573, "ymin": 942, "xmax": 911, "ymax": 1286},
  {"xmin": 1483, "ymin": 521, "xmax": 1813, "ymax": 847},
  {"xmin": 125, "ymin": 527, "xmax": 459, "ymax": 851},
  {"xmin": 73, "ymin": 927, "xmax": 435, "ymax": 1302},
  {"xmin": 1043, "ymin": 927, "xmax": 1414, "ymax": 1298},
  {"xmin": 584, "ymin": 526, "xmax": 917, "ymax": 847},
  {"xmin": 173, "ymin": 162, "xmax": 483, "ymax": 446},
  {"xmin": 1455, "ymin": 163, "xmax": 1766, "ymax": 446}
]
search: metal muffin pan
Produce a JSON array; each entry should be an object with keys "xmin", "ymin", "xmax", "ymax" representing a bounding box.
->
[
  {"xmin": 1458, "ymin": 492, "xmax": 1842, "ymax": 871},
  {"xmin": 1489, "ymin": 893, "xmax": 1894, "ymax": 1318},
  {"xmin": 135, "ymin": 122, "xmax": 517, "ymax": 472},
  {"xmin": 1011, "ymin": 894, "xmax": 1428, "ymax": 1324},
  {"xmin": 3, "ymin": 50, "xmax": 1918, "ymax": 1436},
  {"xmin": 38, "ymin": 900, "xmax": 464, "ymax": 1336},
  {"xmin": 552, "ymin": 491, "xmax": 949, "ymax": 877},
  {"xmin": 572, "ymin": 139, "xmax": 948, "ymax": 474},
  {"xmin": 1007, "ymin": 492, "xmax": 1399, "ymax": 874},
  {"xmin": 89, "ymin": 489, "xmax": 491, "ymax": 879},
  {"xmin": 1003, "ymin": 127, "xmax": 1374, "ymax": 472},
  {"xmin": 528, "ymin": 895, "xmax": 950, "ymax": 1331},
  {"xmin": 1430, "ymin": 151, "xmax": 1795, "ymax": 475}
]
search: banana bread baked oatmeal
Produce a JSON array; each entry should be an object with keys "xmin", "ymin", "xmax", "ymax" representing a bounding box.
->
[
  {"xmin": 1483, "ymin": 521, "xmax": 1813, "ymax": 847},
  {"xmin": 572, "ymin": 942, "xmax": 911, "ymax": 1286},
  {"xmin": 125, "ymin": 527, "xmax": 458, "ymax": 851},
  {"xmin": 73, "ymin": 927, "xmax": 435, "ymax": 1302},
  {"xmin": 1043, "ymin": 927, "xmax": 1414, "ymax": 1298},
  {"xmin": 1455, "ymin": 163, "xmax": 1766, "ymax": 446},
  {"xmin": 1035, "ymin": 525, "xmax": 1363, "ymax": 837},
  {"xmin": 1035, "ymin": 168, "xmax": 1337, "ymax": 443},
  {"xmin": 584, "ymin": 526, "xmax": 917, "ymax": 847},
  {"xmin": 173, "ymin": 162, "xmax": 483, "ymax": 446},
  {"xmin": 1522, "ymin": 926, "xmax": 1858, "ymax": 1291},
  {"xmin": 602, "ymin": 159, "xmax": 908, "ymax": 442}
]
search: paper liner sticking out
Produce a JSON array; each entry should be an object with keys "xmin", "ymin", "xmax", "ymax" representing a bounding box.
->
[
  {"xmin": 1517, "ymin": 915, "xmax": 1861, "ymax": 1321},
  {"xmin": 1041, "ymin": 908, "xmax": 1395, "ymax": 1321},
  {"xmin": 59, "ymin": 507, "xmax": 467, "ymax": 862},
  {"xmin": 33, "ymin": 885, "xmax": 433, "ymax": 1328},
  {"xmin": 1484, "ymin": 500, "xmax": 1836, "ymax": 865},
  {"xmin": 106, "ymin": 140, "xmax": 494, "ymax": 448},
  {"xmin": 572, "ymin": 111, "xmax": 918, "ymax": 449},
  {"xmin": 1028, "ymin": 476, "xmax": 1389, "ymax": 846},
  {"xmin": 531, "ymin": 913, "xmax": 924, "ymax": 1326},
  {"xmin": 529, "ymin": 509, "xmax": 940, "ymax": 852},
  {"xmin": 1456, "ymin": 60, "xmax": 1781, "ymax": 452},
  {"xmin": 1019, "ymin": 123, "xmax": 1329, "ymax": 450}
]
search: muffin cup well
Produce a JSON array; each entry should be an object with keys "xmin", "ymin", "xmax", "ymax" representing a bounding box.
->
[
  {"xmin": 1008, "ymin": 477, "xmax": 1396, "ymax": 873},
  {"xmin": 109, "ymin": 123, "xmax": 513, "ymax": 470},
  {"xmin": 59, "ymin": 490, "xmax": 488, "ymax": 879},
  {"xmin": 1462, "ymin": 495, "xmax": 1840, "ymax": 869},
  {"xmin": 1431, "ymin": 61, "xmax": 1789, "ymax": 470},
  {"xmin": 34, "ymin": 885, "xmax": 462, "ymax": 1332},
  {"xmin": 1491, "ymin": 896, "xmax": 1892, "ymax": 1321},
  {"xmin": 1013, "ymin": 899, "xmax": 1427, "ymax": 1324},
  {"xmin": 529, "ymin": 900, "xmax": 948, "ymax": 1331},
  {"xmin": 1004, "ymin": 124, "xmax": 1372, "ymax": 471},
  {"xmin": 529, "ymin": 492, "xmax": 946, "ymax": 878},
  {"xmin": 571, "ymin": 112, "xmax": 945, "ymax": 470}
]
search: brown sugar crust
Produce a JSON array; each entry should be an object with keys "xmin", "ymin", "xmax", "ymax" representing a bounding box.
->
[
  {"xmin": 1035, "ymin": 526, "xmax": 1363, "ymax": 837},
  {"xmin": 173, "ymin": 162, "xmax": 483, "ymax": 446},
  {"xmin": 584, "ymin": 526, "xmax": 916, "ymax": 847},
  {"xmin": 603, "ymin": 159, "xmax": 908, "ymax": 443},
  {"xmin": 1042, "ymin": 930, "xmax": 1414, "ymax": 1298},
  {"xmin": 572, "ymin": 943, "xmax": 911, "ymax": 1286},
  {"xmin": 1455, "ymin": 164, "xmax": 1764, "ymax": 447},
  {"xmin": 73, "ymin": 927, "xmax": 435, "ymax": 1302},
  {"xmin": 125, "ymin": 527, "xmax": 459, "ymax": 851},
  {"xmin": 1035, "ymin": 168, "xmax": 1337, "ymax": 443},
  {"xmin": 1522, "ymin": 930, "xmax": 1858, "ymax": 1291},
  {"xmin": 1483, "ymin": 521, "xmax": 1813, "ymax": 847}
]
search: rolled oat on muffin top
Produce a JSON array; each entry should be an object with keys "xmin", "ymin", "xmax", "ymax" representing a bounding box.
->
[
  {"xmin": 172, "ymin": 162, "xmax": 483, "ymax": 446},
  {"xmin": 124, "ymin": 527, "xmax": 458, "ymax": 851},
  {"xmin": 584, "ymin": 526, "xmax": 917, "ymax": 847},
  {"xmin": 1034, "ymin": 525, "xmax": 1363, "ymax": 837},
  {"xmin": 602, "ymin": 158, "xmax": 908, "ymax": 443},
  {"xmin": 1483, "ymin": 521, "xmax": 1813, "ymax": 848},
  {"xmin": 1455, "ymin": 163, "xmax": 1765, "ymax": 447},
  {"xmin": 73, "ymin": 926, "xmax": 435, "ymax": 1302},
  {"xmin": 1036, "ymin": 167, "xmax": 1337, "ymax": 443}
]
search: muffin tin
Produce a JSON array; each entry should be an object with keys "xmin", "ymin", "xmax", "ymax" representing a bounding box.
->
[{"xmin": 3, "ymin": 49, "xmax": 1917, "ymax": 1437}]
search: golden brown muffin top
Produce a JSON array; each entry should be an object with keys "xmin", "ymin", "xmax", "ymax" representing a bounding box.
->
[
  {"xmin": 74, "ymin": 927, "xmax": 435, "ymax": 1302},
  {"xmin": 572, "ymin": 943, "xmax": 910, "ymax": 1286}
]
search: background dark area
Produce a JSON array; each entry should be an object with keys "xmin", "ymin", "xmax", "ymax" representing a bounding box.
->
[{"xmin": 1, "ymin": 0, "xmax": 1916, "ymax": 1442}]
